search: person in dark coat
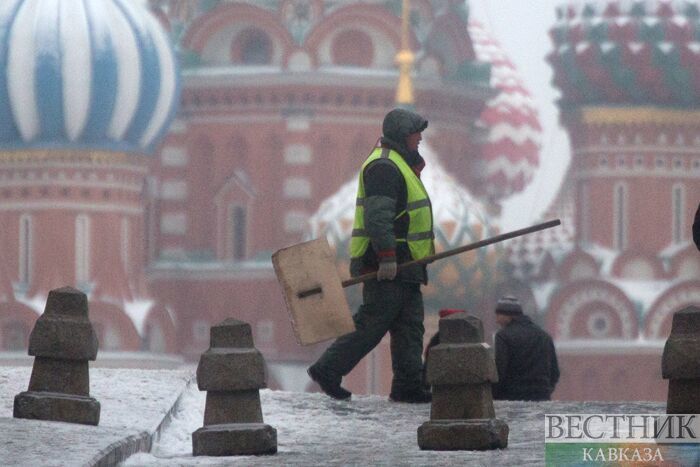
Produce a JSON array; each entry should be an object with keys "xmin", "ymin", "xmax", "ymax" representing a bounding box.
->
[
  {"xmin": 492, "ymin": 297, "xmax": 559, "ymax": 401},
  {"xmin": 693, "ymin": 202, "xmax": 700, "ymax": 251},
  {"xmin": 308, "ymin": 108, "xmax": 434, "ymax": 403}
]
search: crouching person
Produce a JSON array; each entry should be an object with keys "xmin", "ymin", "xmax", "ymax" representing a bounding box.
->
[{"xmin": 492, "ymin": 297, "xmax": 559, "ymax": 401}]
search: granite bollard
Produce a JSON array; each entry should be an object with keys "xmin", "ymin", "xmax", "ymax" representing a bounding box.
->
[
  {"xmin": 13, "ymin": 286, "xmax": 100, "ymax": 425},
  {"xmin": 418, "ymin": 312, "xmax": 508, "ymax": 450},
  {"xmin": 192, "ymin": 318, "xmax": 277, "ymax": 456},
  {"xmin": 662, "ymin": 305, "xmax": 700, "ymax": 414}
]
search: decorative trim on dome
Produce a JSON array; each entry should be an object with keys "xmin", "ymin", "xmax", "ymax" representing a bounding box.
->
[
  {"xmin": 550, "ymin": 1, "xmax": 700, "ymax": 107},
  {"xmin": 581, "ymin": 106, "xmax": 700, "ymax": 124},
  {"xmin": 0, "ymin": 149, "xmax": 135, "ymax": 165}
]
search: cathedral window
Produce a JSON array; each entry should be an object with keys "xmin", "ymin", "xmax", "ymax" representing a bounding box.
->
[
  {"xmin": 160, "ymin": 180, "xmax": 188, "ymax": 200},
  {"xmin": 75, "ymin": 214, "xmax": 91, "ymax": 285},
  {"xmin": 672, "ymin": 184, "xmax": 685, "ymax": 244},
  {"xmin": 161, "ymin": 212, "xmax": 187, "ymax": 235},
  {"xmin": 284, "ymin": 177, "xmax": 311, "ymax": 199},
  {"xmin": 613, "ymin": 182, "xmax": 627, "ymax": 250},
  {"xmin": 18, "ymin": 214, "xmax": 32, "ymax": 285},
  {"xmin": 232, "ymin": 28, "xmax": 273, "ymax": 65},
  {"xmin": 121, "ymin": 217, "xmax": 130, "ymax": 274},
  {"xmin": 579, "ymin": 183, "xmax": 590, "ymax": 244},
  {"xmin": 229, "ymin": 204, "xmax": 248, "ymax": 261},
  {"xmin": 284, "ymin": 144, "xmax": 311, "ymax": 165},
  {"xmin": 587, "ymin": 312, "xmax": 611, "ymax": 338}
]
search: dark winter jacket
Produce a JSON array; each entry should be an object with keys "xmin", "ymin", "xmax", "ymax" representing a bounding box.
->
[
  {"xmin": 694, "ymin": 202, "xmax": 700, "ymax": 251},
  {"xmin": 492, "ymin": 315, "xmax": 560, "ymax": 401},
  {"xmin": 350, "ymin": 109, "xmax": 429, "ymax": 283}
]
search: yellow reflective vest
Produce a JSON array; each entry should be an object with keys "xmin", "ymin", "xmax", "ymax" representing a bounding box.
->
[{"xmin": 350, "ymin": 147, "xmax": 434, "ymax": 261}]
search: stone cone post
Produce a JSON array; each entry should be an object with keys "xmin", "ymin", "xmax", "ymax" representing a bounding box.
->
[
  {"xmin": 192, "ymin": 318, "xmax": 277, "ymax": 456},
  {"xmin": 418, "ymin": 312, "xmax": 508, "ymax": 450},
  {"xmin": 13, "ymin": 287, "xmax": 100, "ymax": 425},
  {"xmin": 662, "ymin": 305, "xmax": 700, "ymax": 414}
]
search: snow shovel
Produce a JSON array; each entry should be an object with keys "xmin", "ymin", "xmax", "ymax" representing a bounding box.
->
[{"xmin": 272, "ymin": 219, "xmax": 560, "ymax": 346}]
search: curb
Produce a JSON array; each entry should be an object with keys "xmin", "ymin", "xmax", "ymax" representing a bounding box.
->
[{"xmin": 87, "ymin": 374, "xmax": 196, "ymax": 467}]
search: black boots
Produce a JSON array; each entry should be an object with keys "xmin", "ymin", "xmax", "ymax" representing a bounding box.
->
[
  {"xmin": 308, "ymin": 365, "xmax": 431, "ymax": 403},
  {"xmin": 307, "ymin": 365, "xmax": 352, "ymax": 401},
  {"xmin": 389, "ymin": 387, "xmax": 432, "ymax": 403}
]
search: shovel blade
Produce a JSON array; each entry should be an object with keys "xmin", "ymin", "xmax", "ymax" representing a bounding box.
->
[{"xmin": 272, "ymin": 238, "xmax": 355, "ymax": 346}]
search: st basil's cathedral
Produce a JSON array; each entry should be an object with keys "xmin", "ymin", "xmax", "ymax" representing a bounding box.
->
[{"xmin": 1, "ymin": 0, "xmax": 697, "ymax": 402}]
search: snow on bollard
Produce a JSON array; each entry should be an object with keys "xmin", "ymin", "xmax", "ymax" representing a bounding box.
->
[
  {"xmin": 662, "ymin": 305, "xmax": 700, "ymax": 414},
  {"xmin": 192, "ymin": 318, "xmax": 277, "ymax": 456},
  {"xmin": 418, "ymin": 312, "xmax": 508, "ymax": 450},
  {"xmin": 13, "ymin": 287, "xmax": 100, "ymax": 425}
]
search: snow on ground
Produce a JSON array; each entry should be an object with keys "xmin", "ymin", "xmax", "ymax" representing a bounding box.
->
[
  {"xmin": 0, "ymin": 366, "xmax": 192, "ymax": 466},
  {"xmin": 0, "ymin": 366, "xmax": 667, "ymax": 466},
  {"xmin": 124, "ymin": 382, "xmax": 665, "ymax": 467}
]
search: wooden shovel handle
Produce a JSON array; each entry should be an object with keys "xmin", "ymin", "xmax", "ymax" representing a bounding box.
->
[{"xmin": 340, "ymin": 219, "xmax": 561, "ymax": 288}]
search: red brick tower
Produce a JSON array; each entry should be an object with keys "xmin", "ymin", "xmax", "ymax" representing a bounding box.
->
[
  {"xmin": 508, "ymin": 0, "xmax": 700, "ymax": 400},
  {"xmin": 0, "ymin": 0, "xmax": 180, "ymax": 355}
]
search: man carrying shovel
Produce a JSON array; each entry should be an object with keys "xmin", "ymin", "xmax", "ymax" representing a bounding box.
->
[{"xmin": 308, "ymin": 108, "xmax": 434, "ymax": 403}]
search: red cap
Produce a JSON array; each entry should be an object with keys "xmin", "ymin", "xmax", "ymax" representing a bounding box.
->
[{"xmin": 439, "ymin": 308, "xmax": 465, "ymax": 318}]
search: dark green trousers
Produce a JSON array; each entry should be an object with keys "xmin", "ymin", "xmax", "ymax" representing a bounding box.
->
[{"xmin": 313, "ymin": 279, "xmax": 425, "ymax": 393}]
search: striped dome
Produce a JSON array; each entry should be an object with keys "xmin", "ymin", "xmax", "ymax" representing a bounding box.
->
[
  {"xmin": 0, "ymin": 0, "xmax": 179, "ymax": 154},
  {"xmin": 549, "ymin": 1, "xmax": 700, "ymax": 106},
  {"xmin": 469, "ymin": 20, "xmax": 542, "ymax": 202}
]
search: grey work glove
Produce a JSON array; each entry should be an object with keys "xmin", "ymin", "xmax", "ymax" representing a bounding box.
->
[{"xmin": 376, "ymin": 260, "xmax": 397, "ymax": 281}]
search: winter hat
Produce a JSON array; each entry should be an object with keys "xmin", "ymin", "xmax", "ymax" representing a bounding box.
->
[
  {"xmin": 494, "ymin": 297, "xmax": 523, "ymax": 316},
  {"xmin": 439, "ymin": 308, "xmax": 465, "ymax": 318},
  {"xmin": 382, "ymin": 108, "xmax": 428, "ymax": 142}
]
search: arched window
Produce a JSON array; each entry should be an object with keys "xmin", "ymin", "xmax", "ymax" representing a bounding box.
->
[
  {"xmin": 232, "ymin": 28, "xmax": 273, "ymax": 65},
  {"xmin": 75, "ymin": 214, "xmax": 91, "ymax": 285},
  {"xmin": 331, "ymin": 29, "xmax": 374, "ymax": 67},
  {"xmin": 18, "ymin": 214, "xmax": 33, "ymax": 285},
  {"xmin": 672, "ymin": 183, "xmax": 685, "ymax": 244},
  {"xmin": 121, "ymin": 217, "xmax": 130, "ymax": 274},
  {"xmin": 613, "ymin": 182, "xmax": 628, "ymax": 250},
  {"xmin": 579, "ymin": 182, "xmax": 591, "ymax": 244},
  {"xmin": 229, "ymin": 204, "xmax": 248, "ymax": 261}
]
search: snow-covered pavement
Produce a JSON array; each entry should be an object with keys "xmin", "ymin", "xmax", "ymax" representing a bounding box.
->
[
  {"xmin": 0, "ymin": 367, "xmax": 192, "ymax": 466},
  {"xmin": 125, "ymin": 382, "xmax": 665, "ymax": 466},
  {"xmin": 0, "ymin": 366, "xmax": 667, "ymax": 466}
]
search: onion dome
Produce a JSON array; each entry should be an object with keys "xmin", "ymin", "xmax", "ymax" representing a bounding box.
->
[
  {"xmin": 307, "ymin": 146, "xmax": 504, "ymax": 311},
  {"xmin": 507, "ymin": 176, "xmax": 577, "ymax": 280},
  {"xmin": 0, "ymin": 0, "xmax": 179, "ymax": 154},
  {"xmin": 468, "ymin": 20, "xmax": 542, "ymax": 202},
  {"xmin": 549, "ymin": 0, "xmax": 700, "ymax": 107}
]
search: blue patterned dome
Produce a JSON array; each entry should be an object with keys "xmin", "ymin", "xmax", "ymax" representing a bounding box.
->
[{"xmin": 0, "ymin": 0, "xmax": 179, "ymax": 154}]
